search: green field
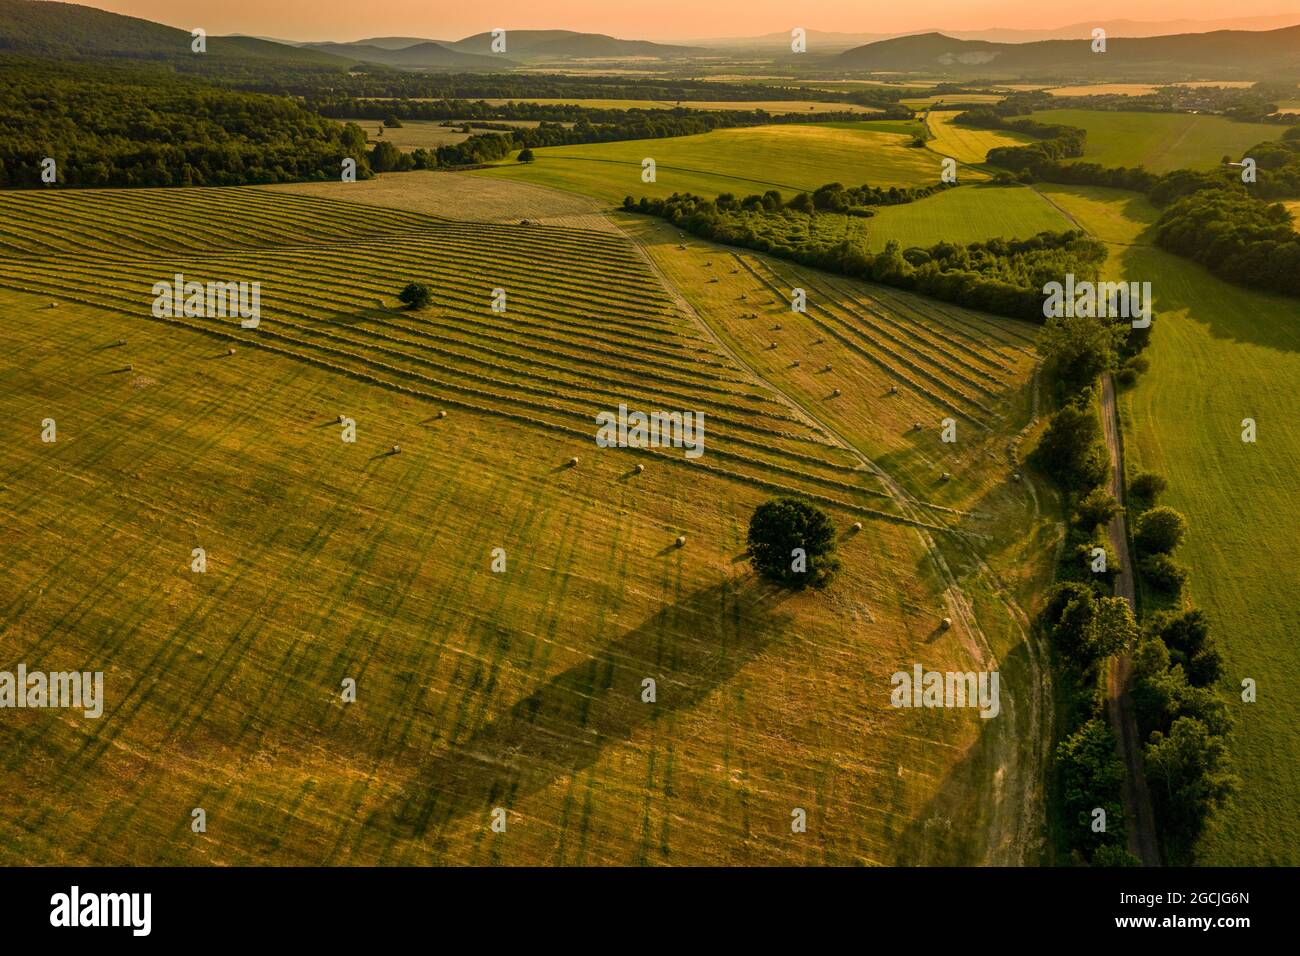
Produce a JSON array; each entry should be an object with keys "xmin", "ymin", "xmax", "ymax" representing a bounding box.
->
[
  {"xmin": 859, "ymin": 185, "xmax": 1074, "ymax": 250},
  {"xmin": 924, "ymin": 111, "xmax": 1035, "ymax": 165},
  {"xmin": 1036, "ymin": 183, "xmax": 1300, "ymax": 865},
  {"xmin": 478, "ymin": 97, "xmax": 877, "ymax": 114},
  {"xmin": 476, "ymin": 122, "xmax": 973, "ymax": 205},
  {"xmin": 1027, "ymin": 110, "xmax": 1280, "ymax": 172},
  {"xmin": 0, "ymin": 177, "xmax": 1050, "ymax": 865}
]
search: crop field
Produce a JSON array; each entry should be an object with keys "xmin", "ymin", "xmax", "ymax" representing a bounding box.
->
[
  {"xmin": 477, "ymin": 123, "xmax": 983, "ymax": 205},
  {"xmin": 0, "ymin": 181, "xmax": 1046, "ymax": 865},
  {"xmin": 618, "ymin": 212, "xmax": 1059, "ymax": 863},
  {"xmin": 1036, "ymin": 183, "xmax": 1300, "ymax": 865},
  {"xmin": 1025, "ymin": 110, "xmax": 1280, "ymax": 172},
  {"xmin": 900, "ymin": 94, "xmax": 1007, "ymax": 110},
  {"xmin": 924, "ymin": 111, "xmax": 1035, "ymax": 165}
]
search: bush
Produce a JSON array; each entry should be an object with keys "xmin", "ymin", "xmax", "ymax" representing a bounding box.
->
[
  {"xmin": 517, "ymin": 147, "xmax": 535, "ymax": 163},
  {"xmin": 1140, "ymin": 553, "xmax": 1189, "ymax": 594},
  {"xmin": 1130, "ymin": 471, "xmax": 1167, "ymax": 502},
  {"xmin": 1073, "ymin": 487, "xmax": 1120, "ymax": 529},
  {"xmin": 1033, "ymin": 399, "xmax": 1109, "ymax": 492},
  {"xmin": 383, "ymin": 115, "xmax": 404, "ymax": 128},
  {"xmin": 398, "ymin": 282, "xmax": 432, "ymax": 310},
  {"xmin": 1134, "ymin": 506, "xmax": 1188, "ymax": 555},
  {"xmin": 747, "ymin": 497, "xmax": 840, "ymax": 589}
]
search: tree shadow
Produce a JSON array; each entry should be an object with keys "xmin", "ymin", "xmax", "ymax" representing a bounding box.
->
[{"xmin": 387, "ymin": 577, "xmax": 794, "ymax": 838}]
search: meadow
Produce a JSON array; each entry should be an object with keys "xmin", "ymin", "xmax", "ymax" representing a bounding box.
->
[
  {"xmin": 0, "ymin": 175, "xmax": 1051, "ymax": 865},
  {"xmin": 1025, "ymin": 109, "xmax": 1280, "ymax": 172},
  {"xmin": 477, "ymin": 97, "xmax": 877, "ymax": 114},
  {"xmin": 1035, "ymin": 182, "xmax": 1300, "ymax": 865},
  {"xmin": 476, "ymin": 122, "xmax": 971, "ymax": 205},
  {"xmin": 843, "ymin": 185, "xmax": 1074, "ymax": 251},
  {"xmin": 923, "ymin": 110, "xmax": 1036, "ymax": 165}
]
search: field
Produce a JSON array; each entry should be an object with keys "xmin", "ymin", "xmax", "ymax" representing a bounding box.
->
[
  {"xmin": 1035, "ymin": 183, "xmax": 1300, "ymax": 865},
  {"xmin": 477, "ymin": 97, "xmax": 877, "ymax": 114},
  {"xmin": 853, "ymin": 185, "xmax": 1074, "ymax": 250},
  {"xmin": 1286, "ymin": 201, "xmax": 1300, "ymax": 228},
  {"xmin": 924, "ymin": 111, "xmax": 1035, "ymax": 165},
  {"xmin": 344, "ymin": 119, "xmax": 553, "ymax": 152},
  {"xmin": 476, "ymin": 122, "xmax": 980, "ymax": 205},
  {"xmin": 0, "ymin": 176, "xmax": 1052, "ymax": 865},
  {"xmin": 1026, "ymin": 110, "xmax": 1280, "ymax": 172}
]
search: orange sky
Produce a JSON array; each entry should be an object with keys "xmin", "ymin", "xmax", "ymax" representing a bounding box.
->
[{"xmin": 78, "ymin": 0, "xmax": 1300, "ymax": 41}]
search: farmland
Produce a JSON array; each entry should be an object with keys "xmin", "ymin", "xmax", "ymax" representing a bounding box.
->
[
  {"xmin": 851, "ymin": 185, "xmax": 1074, "ymax": 250},
  {"xmin": 924, "ymin": 111, "xmax": 1035, "ymax": 165},
  {"xmin": 477, "ymin": 97, "xmax": 879, "ymax": 114},
  {"xmin": 477, "ymin": 122, "xmax": 973, "ymax": 205},
  {"xmin": 0, "ymin": 176, "xmax": 1050, "ymax": 865},
  {"xmin": 1025, "ymin": 109, "xmax": 1280, "ymax": 172},
  {"xmin": 1035, "ymin": 183, "xmax": 1300, "ymax": 865}
]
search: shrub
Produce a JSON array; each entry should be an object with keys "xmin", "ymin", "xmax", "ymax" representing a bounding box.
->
[
  {"xmin": 1140, "ymin": 553, "xmax": 1189, "ymax": 594},
  {"xmin": 398, "ymin": 282, "xmax": 432, "ymax": 310},
  {"xmin": 747, "ymin": 497, "xmax": 840, "ymax": 589},
  {"xmin": 1130, "ymin": 471, "xmax": 1167, "ymax": 503},
  {"xmin": 517, "ymin": 147, "xmax": 535, "ymax": 163},
  {"xmin": 1073, "ymin": 487, "xmax": 1120, "ymax": 529},
  {"xmin": 1135, "ymin": 506, "xmax": 1188, "ymax": 555}
]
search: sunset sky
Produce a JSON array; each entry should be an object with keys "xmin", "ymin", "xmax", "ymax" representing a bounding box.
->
[{"xmin": 71, "ymin": 0, "xmax": 1300, "ymax": 42}]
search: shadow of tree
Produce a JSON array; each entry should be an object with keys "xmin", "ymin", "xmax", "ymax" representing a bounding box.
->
[{"xmin": 389, "ymin": 575, "xmax": 795, "ymax": 838}]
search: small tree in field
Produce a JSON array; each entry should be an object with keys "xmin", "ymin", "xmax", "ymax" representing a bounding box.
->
[
  {"xmin": 398, "ymin": 282, "xmax": 432, "ymax": 310},
  {"xmin": 747, "ymin": 497, "xmax": 840, "ymax": 590},
  {"xmin": 517, "ymin": 147, "xmax": 535, "ymax": 163}
]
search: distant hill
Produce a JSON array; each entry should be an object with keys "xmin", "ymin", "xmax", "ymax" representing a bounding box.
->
[
  {"xmin": 445, "ymin": 29, "xmax": 697, "ymax": 58},
  {"xmin": 836, "ymin": 25, "xmax": 1300, "ymax": 76},
  {"xmin": 300, "ymin": 40, "xmax": 512, "ymax": 70},
  {"xmin": 0, "ymin": 0, "xmax": 349, "ymax": 65}
]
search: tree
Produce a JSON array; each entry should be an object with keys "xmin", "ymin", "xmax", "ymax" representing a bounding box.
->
[
  {"xmin": 1130, "ymin": 471, "xmax": 1167, "ymax": 503},
  {"xmin": 1145, "ymin": 717, "xmax": 1238, "ymax": 860},
  {"xmin": 398, "ymin": 282, "xmax": 432, "ymax": 310},
  {"xmin": 1139, "ymin": 553, "xmax": 1188, "ymax": 594},
  {"xmin": 1037, "ymin": 314, "xmax": 1127, "ymax": 397},
  {"xmin": 1134, "ymin": 506, "xmax": 1188, "ymax": 555},
  {"xmin": 383, "ymin": 115, "xmax": 404, "ymax": 128},
  {"xmin": 1073, "ymin": 487, "xmax": 1120, "ymax": 529},
  {"xmin": 517, "ymin": 147, "xmax": 535, "ymax": 163},
  {"xmin": 1033, "ymin": 400, "xmax": 1108, "ymax": 492},
  {"xmin": 747, "ymin": 497, "xmax": 840, "ymax": 589}
]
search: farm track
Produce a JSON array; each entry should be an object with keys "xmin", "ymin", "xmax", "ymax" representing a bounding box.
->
[{"xmin": 624, "ymin": 228, "xmax": 1050, "ymax": 865}]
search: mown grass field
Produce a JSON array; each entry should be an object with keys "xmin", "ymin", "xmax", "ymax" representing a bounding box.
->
[
  {"xmin": 854, "ymin": 185, "xmax": 1074, "ymax": 250},
  {"xmin": 477, "ymin": 97, "xmax": 877, "ymax": 114},
  {"xmin": 0, "ymin": 179, "xmax": 1046, "ymax": 865},
  {"xmin": 1036, "ymin": 183, "xmax": 1300, "ymax": 865},
  {"xmin": 477, "ymin": 122, "xmax": 977, "ymax": 205},
  {"xmin": 1026, "ymin": 110, "xmax": 1280, "ymax": 172},
  {"xmin": 924, "ymin": 111, "xmax": 1035, "ymax": 165}
]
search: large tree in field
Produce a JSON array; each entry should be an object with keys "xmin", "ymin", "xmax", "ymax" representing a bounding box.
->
[
  {"xmin": 747, "ymin": 497, "xmax": 840, "ymax": 590},
  {"xmin": 1038, "ymin": 314, "xmax": 1127, "ymax": 398}
]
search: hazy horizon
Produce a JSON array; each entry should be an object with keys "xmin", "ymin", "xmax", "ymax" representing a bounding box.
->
[{"xmin": 47, "ymin": 0, "xmax": 1300, "ymax": 44}]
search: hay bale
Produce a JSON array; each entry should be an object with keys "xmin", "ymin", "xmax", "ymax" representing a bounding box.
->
[
  {"xmin": 851, "ymin": 521, "xmax": 862, "ymax": 532},
  {"xmin": 912, "ymin": 422, "xmax": 922, "ymax": 431},
  {"xmin": 116, "ymin": 338, "xmax": 126, "ymax": 347},
  {"xmin": 791, "ymin": 360, "xmax": 800, "ymax": 367},
  {"xmin": 568, "ymin": 456, "xmax": 579, "ymax": 467},
  {"xmin": 675, "ymin": 535, "xmax": 686, "ymax": 548},
  {"xmin": 768, "ymin": 341, "xmax": 777, "ymax": 350},
  {"xmin": 888, "ymin": 385, "xmax": 898, "ymax": 394},
  {"xmin": 831, "ymin": 388, "xmax": 841, "ymax": 397},
  {"xmin": 940, "ymin": 617, "xmax": 953, "ymax": 630},
  {"xmin": 391, "ymin": 444, "xmax": 401, "ymax": 454},
  {"xmin": 634, "ymin": 463, "xmax": 644, "ymax": 474},
  {"xmin": 338, "ymin": 414, "xmax": 346, "ymax": 424},
  {"xmin": 227, "ymin": 347, "xmax": 236, "ymax": 356},
  {"xmin": 940, "ymin": 472, "xmax": 951, "ymax": 481},
  {"xmin": 48, "ymin": 301, "xmax": 58, "ymax": 309},
  {"xmin": 437, "ymin": 410, "xmax": 447, "ymax": 419},
  {"xmin": 823, "ymin": 364, "xmax": 833, "ymax": 372}
]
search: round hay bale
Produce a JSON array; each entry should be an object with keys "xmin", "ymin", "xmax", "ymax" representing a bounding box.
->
[
  {"xmin": 437, "ymin": 410, "xmax": 447, "ymax": 419},
  {"xmin": 338, "ymin": 414, "xmax": 346, "ymax": 424},
  {"xmin": 888, "ymin": 385, "xmax": 898, "ymax": 394},
  {"xmin": 940, "ymin": 472, "xmax": 951, "ymax": 481},
  {"xmin": 634, "ymin": 463, "xmax": 644, "ymax": 474},
  {"xmin": 227, "ymin": 347, "xmax": 236, "ymax": 356},
  {"xmin": 772, "ymin": 323, "xmax": 782, "ymax": 330},
  {"xmin": 391, "ymin": 444, "xmax": 401, "ymax": 454},
  {"xmin": 940, "ymin": 617, "xmax": 953, "ymax": 630},
  {"xmin": 912, "ymin": 422, "xmax": 922, "ymax": 431},
  {"xmin": 823, "ymin": 364, "xmax": 833, "ymax": 372},
  {"xmin": 831, "ymin": 388, "xmax": 841, "ymax": 397},
  {"xmin": 791, "ymin": 360, "xmax": 800, "ymax": 367},
  {"xmin": 851, "ymin": 521, "xmax": 862, "ymax": 532},
  {"xmin": 116, "ymin": 338, "xmax": 126, "ymax": 346},
  {"xmin": 568, "ymin": 456, "xmax": 579, "ymax": 467},
  {"xmin": 125, "ymin": 363, "xmax": 133, "ymax": 372},
  {"xmin": 768, "ymin": 341, "xmax": 777, "ymax": 350},
  {"xmin": 49, "ymin": 301, "xmax": 58, "ymax": 309},
  {"xmin": 675, "ymin": 535, "xmax": 686, "ymax": 548}
]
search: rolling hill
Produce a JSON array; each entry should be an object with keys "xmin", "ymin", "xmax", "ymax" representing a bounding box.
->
[
  {"xmin": 836, "ymin": 25, "xmax": 1300, "ymax": 76},
  {"xmin": 445, "ymin": 29, "xmax": 697, "ymax": 59},
  {"xmin": 300, "ymin": 40, "xmax": 512, "ymax": 70},
  {"xmin": 0, "ymin": 0, "xmax": 350, "ymax": 66}
]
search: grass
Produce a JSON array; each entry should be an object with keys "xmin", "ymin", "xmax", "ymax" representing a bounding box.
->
[
  {"xmin": 924, "ymin": 111, "xmax": 1035, "ymax": 165},
  {"xmin": 1026, "ymin": 110, "xmax": 1280, "ymax": 172},
  {"xmin": 475, "ymin": 122, "xmax": 974, "ymax": 206},
  {"xmin": 1036, "ymin": 183, "xmax": 1300, "ymax": 865},
  {"xmin": 478, "ymin": 97, "xmax": 878, "ymax": 114},
  {"xmin": 857, "ymin": 185, "xmax": 1075, "ymax": 250},
  {"xmin": 0, "ymin": 178, "xmax": 1047, "ymax": 865}
]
